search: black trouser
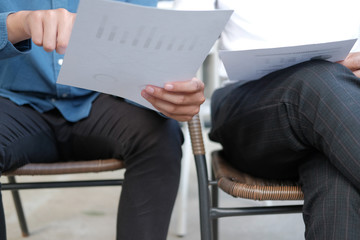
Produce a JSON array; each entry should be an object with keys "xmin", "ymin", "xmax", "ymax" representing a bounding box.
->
[
  {"xmin": 209, "ymin": 60, "xmax": 360, "ymax": 239},
  {"xmin": 0, "ymin": 94, "xmax": 183, "ymax": 240}
]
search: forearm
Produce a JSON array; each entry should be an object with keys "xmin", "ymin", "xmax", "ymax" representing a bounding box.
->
[{"xmin": 0, "ymin": 12, "xmax": 31, "ymax": 59}]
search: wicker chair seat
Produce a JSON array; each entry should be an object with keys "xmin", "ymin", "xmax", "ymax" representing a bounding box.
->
[
  {"xmin": 3, "ymin": 159, "xmax": 124, "ymax": 176},
  {"xmin": 211, "ymin": 151, "xmax": 304, "ymax": 201}
]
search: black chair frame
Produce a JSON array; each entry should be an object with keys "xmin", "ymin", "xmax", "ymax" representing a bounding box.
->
[{"xmin": 2, "ymin": 159, "xmax": 124, "ymax": 237}]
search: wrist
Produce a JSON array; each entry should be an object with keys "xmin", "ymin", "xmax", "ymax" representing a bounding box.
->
[{"xmin": 6, "ymin": 11, "xmax": 30, "ymax": 44}]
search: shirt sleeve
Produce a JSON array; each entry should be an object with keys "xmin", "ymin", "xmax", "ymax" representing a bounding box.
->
[
  {"xmin": 0, "ymin": 12, "xmax": 31, "ymax": 59},
  {"xmin": 173, "ymin": 0, "xmax": 215, "ymax": 10}
]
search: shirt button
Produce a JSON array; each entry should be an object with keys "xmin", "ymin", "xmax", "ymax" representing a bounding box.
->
[
  {"xmin": 58, "ymin": 59, "xmax": 64, "ymax": 66},
  {"xmin": 62, "ymin": 93, "xmax": 68, "ymax": 98},
  {"xmin": 51, "ymin": 98, "xmax": 56, "ymax": 103}
]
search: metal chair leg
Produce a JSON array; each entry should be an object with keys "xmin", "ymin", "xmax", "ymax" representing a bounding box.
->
[
  {"xmin": 188, "ymin": 114, "xmax": 212, "ymax": 239},
  {"xmin": 7, "ymin": 176, "xmax": 29, "ymax": 237},
  {"xmin": 195, "ymin": 155, "xmax": 212, "ymax": 240},
  {"xmin": 211, "ymin": 169, "xmax": 218, "ymax": 240}
]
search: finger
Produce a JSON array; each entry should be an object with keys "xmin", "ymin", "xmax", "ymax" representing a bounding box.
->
[
  {"xmin": 42, "ymin": 11, "xmax": 58, "ymax": 52},
  {"xmin": 163, "ymin": 113, "xmax": 196, "ymax": 122},
  {"xmin": 343, "ymin": 59, "xmax": 358, "ymax": 71},
  {"xmin": 141, "ymin": 91, "xmax": 200, "ymax": 119},
  {"xmin": 164, "ymin": 78, "xmax": 204, "ymax": 93},
  {"xmin": 56, "ymin": 10, "xmax": 75, "ymax": 54},
  {"xmin": 341, "ymin": 53, "xmax": 360, "ymax": 71},
  {"xmin": 144, "ymin": 85, "xmax": 205, "ymax": 106},
  {"xmin": 353, "ymin": 69, "xmax": 360, "ymax": 78},
  {"xmin": 27, "ymin": 12, "xmax": 44, "ymax": 47}
]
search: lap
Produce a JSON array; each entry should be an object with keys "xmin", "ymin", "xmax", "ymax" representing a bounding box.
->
[
  {"xmin": 66, "ymin": 94, "xmax": 183, "ymax": 162},
  {"xmin": 209, "ymin": 60, "xmax": 360, "ymax": 179},
  {"xmin": 0, "ymin": 97, "xmax": 58, "ymax": 171},
  {"xmin": 0, "ymin": 94, "xmax": 182, "ymax": 172},
  {"xmin": 210, "ymin": 60, "xmax": 355, "ymax": 133}
]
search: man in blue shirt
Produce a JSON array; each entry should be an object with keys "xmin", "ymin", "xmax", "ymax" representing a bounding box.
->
[{"xmin": 0, "ymin": 1, "xmax": 205, "ymax": 239}]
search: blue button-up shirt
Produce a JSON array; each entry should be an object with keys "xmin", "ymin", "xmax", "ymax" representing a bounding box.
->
[{"xmin": 0, "ymin": 0, "xmax": 158, "ymax": 122}]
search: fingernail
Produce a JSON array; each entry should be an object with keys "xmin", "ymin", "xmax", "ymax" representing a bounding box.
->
[
  {"xmin": 165, "ymin": 84, "xmax": 173, "ymax": 90},
  {"xmin": 146, "ymin": 86, "xmax": 154, "ymax": 94}
]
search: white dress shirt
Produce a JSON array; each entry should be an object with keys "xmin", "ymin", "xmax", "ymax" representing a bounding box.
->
[{"xmin": 174, "ymin": 0, "xmax": 360, "ymax": 52}]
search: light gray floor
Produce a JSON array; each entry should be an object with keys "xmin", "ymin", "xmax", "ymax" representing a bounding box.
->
[{"xmin": 1, "ymin": 102, "xmax": 305, "ymax": 240}]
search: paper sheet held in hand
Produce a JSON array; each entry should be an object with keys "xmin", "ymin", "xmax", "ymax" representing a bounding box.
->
[
  {"xmin": 57, "ymin": 0, "xmax": 232, "ymax": 110},
  {"xmin": 219, "ymin": 39, "xmax": 357, "ymax": 81}
]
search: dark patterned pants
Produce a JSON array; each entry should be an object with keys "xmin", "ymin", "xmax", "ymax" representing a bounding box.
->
[
  {"xmin": 0, "ymin": 94, "xmax": 183, "ymax": 240},
  {"xmin": 209, "ymin": 60, "xmax": 360, "ymax": 239}
]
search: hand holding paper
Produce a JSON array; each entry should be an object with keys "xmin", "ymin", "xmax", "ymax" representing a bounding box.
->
[
  {"xmin": 57, "ymin": 0, "xmax": 233, "ymax": 111},
  {"xmin": 142, "ymin": 77, "xmax": 205, "ymax": 121},
  {"xmin": 219, "ymin": 39, "xmax": 357, "ymax": 81}
]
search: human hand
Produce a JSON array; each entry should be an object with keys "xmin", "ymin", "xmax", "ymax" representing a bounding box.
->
[
  {"xmin": 338, "ymin": 52, "xmax": 360, "ymax": 78},
  {"xmin": 6, "ymin": 9, "xmax": 76, "ymax": 54},
  {"xmin": 141, "ymin": 78, "xmax": 205, "ymax": 122}
]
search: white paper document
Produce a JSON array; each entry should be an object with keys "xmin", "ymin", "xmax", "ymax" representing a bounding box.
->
[
  {"xmin": 57, "ymin": 0, "xmax": 233, "ymax": 110},
  {"xmin": 219, "ymin": 39, "xmax": 357, "ymax": 81}
]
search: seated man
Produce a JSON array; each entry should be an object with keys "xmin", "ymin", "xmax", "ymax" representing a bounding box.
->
[
  {"xmin": 0, "ymin": 0, "xmax": 205, "ymax": 240},
  {"xmin": 175, "ymin": 0, "xmax": 360, "ymax": 239}
]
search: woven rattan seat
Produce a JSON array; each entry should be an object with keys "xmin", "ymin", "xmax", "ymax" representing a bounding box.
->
[
  {"xmin": 3, "ymin": 158, "xmax": 125, "ymax": 176},
  {"xmin": 212, "ymin": 151, "xmax": 304, "ymax": 201},
  {"xmin": 1, "ymin": 158, "xmax": 125, "ymax": 237}
]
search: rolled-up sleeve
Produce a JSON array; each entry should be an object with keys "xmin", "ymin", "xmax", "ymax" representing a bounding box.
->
[{"xmin": 0, "ymin": 12, "xmax": 31, "ymax": 59}]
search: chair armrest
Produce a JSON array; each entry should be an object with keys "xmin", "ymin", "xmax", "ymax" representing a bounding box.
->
[{"xmin": 187, "ymin": 114, "xmax": 206, "ymax": 156}]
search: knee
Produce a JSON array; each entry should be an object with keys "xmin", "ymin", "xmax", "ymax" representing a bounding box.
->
[
  {"xmin": 120, "ymin": 112, "xmax": 184, "ymax": 167},
  {"xmin": 123, "ymin": 117, "xmax": 183, "ymax": 183},
  {"xmin": 147, "ymin": 118, "xmax": 184, "ymax": 164},
  {"xmin": 135, "ymin": 115, "xmax": 184, "ymax": 153},
  {"xmin": 285, "ymin": 60, "xmax": 354, "ymax": 93},
  {"xmin": 274, "ymin": 60, "xmax": 360, "ymax": 114}
]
